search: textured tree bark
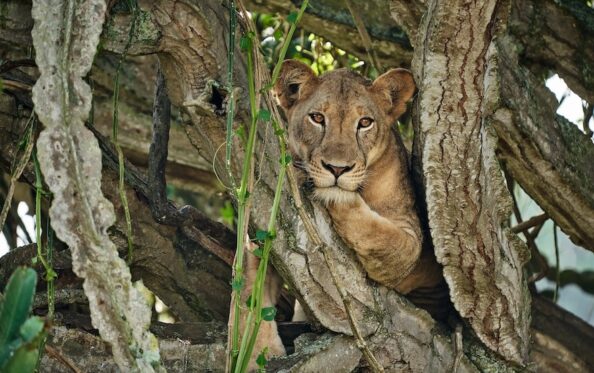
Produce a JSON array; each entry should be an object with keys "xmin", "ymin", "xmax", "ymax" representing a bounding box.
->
[
  {"xmin": 509, "ymin": 0, "xmax": 594, "ymax": 104},
  {"xmin": 0, "ymin": 99, "xmax": 235, "ymax": 323},
  {"xmin": 30, "ymin": 0, "xmax": 164, "ymax": 370},
  {"xmin": 412, "ymin": 0, "xmax": 531, "ymax": 364},
  {"xmin": 33, "ymin": 296, "xmax": 594, "ymax": 372},
  {"xmin": 490, "ymin": 36, "xmax": 594, "ymax": 252}
]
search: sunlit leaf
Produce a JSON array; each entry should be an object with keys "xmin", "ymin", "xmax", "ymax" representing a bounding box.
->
[{"xmin": 261, "ymin": 306, "xmax": 276, "ymax": 321}]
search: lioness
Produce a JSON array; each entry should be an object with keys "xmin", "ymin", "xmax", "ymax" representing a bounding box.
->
[
  {"xmin": 275, "ymin": 60, "xmax": 445, "ymax": 295},
  {"xmin": 240, "ymin": 61, "xmax": 449, "ymax": 367}
]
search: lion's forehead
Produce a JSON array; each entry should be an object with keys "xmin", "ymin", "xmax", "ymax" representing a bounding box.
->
[{"xmin": 307, "ymin": 86, "xmax": 378, "ymax": 119}]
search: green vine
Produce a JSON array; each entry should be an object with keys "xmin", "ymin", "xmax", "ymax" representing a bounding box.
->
[
  {"xmin": 225, "ymin": 0, "xmax": 238, "ymax": 192},
  {"xmin": 228, "ymin": 1, "xmax": 308, "ymax": 371},
  {"xmin": 112, "ymin": 0, "xmax": 139, "ymax": 264},
  {"xmin": 32, "ymin": 150, "xmax": 57, "ymax": 293},
  {"xmin": 229, "ymin": 29, "xmax": 259, "ymax": 369},
  {"xmin": 33, "ymin": 148, "xmax": 57, "ymax": 370}
]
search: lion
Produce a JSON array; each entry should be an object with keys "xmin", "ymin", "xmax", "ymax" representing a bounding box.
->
[
  {"xmin": 274, "ymin": 60, "xmax": 445, "ymax": 295},
  {"xmin": 238, "ymin": 60, "xmax": 449, "ymax": 369}
]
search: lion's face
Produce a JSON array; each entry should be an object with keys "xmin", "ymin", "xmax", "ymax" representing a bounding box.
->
[{"xmin": 274, "ymin": 61, "xmax": 415, "ymax": 204}]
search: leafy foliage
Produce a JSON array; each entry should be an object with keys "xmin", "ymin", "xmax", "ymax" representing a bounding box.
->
[{"xmin": 0, "ymin": 267, "xmax": 46, "ymax": 373}]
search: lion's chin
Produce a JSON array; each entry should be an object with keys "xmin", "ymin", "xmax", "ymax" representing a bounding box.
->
[{"xmin": 312, "ymin": 187, "xmax": 358, "ymax": 205}]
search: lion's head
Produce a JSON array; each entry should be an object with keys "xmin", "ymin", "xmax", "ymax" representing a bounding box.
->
[{"xmin": 274, "ymin": 60, "xmax": 416, "ymax": 204}]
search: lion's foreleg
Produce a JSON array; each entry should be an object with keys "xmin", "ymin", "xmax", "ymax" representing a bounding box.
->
[{"xmin": 326, "ymin": 195, "xmax": 422, "ymax": 293}]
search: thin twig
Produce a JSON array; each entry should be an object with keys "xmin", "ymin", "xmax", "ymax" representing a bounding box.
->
[
  {"xmin": 0, "ymin": 114, "xmax": 35, "ymax": 233},
  {"xmin": 553, "ymin": 223, "xmax": 560, "ymax": 303},
  {"xmin": 451, "ymin": 323, "xmax": 463, "ymax": 373},
  {"xmin": 45, "ymin": 345, "xmax": 83, "ymax": 373},
  {"xmin": 344, "ymin": 0, "xmax": 383, "ymax": 73},
  {"xmin": 582, "ymin": 102, "xmax": 593, "ymax": 138},
  {"xmin": 510, "ymin": 213, "xmax": 548, "ymax": 233},
  {"xmin": 0, "ymin": 58, "xmax": 36, "ymax": 73},
  {"xmin": 112, "ymin": 3, "xmax": 139, "ymax": 263},
  {"xmin": 504, "ymin": 171, "xmax": 548, "ymax": 282}
]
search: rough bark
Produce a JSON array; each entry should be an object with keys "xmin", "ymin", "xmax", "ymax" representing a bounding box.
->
[
  {"xmin": 33, "ymin": 295, "xmax": 594, "ymax": 372},
  {"xmin": 509, "ymin": 0, "xmax": 594, "ymax": 104},
  {"xmin": 0, "ymin": 104, "xmax": 235, "ymax": 324},
  {"xmin": 391, "ymin": 0, "xmax": 594, "ymax": 253},
  {"xmin": 30, "ymin": 0, "xmax": 163, "ymax": 370},
  {"xmin": 411, "ymin": 0, "xmax": 530, "ymax": 364},
  {"xmin": 490, "ymin": 36, "xmax": 594, "ymax": 252}
]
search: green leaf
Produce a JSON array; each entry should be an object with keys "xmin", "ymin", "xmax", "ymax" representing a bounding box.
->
[
  {"xmin": 3, "ymin": 341, "xmax": 40, "ymax": 373},
  {"xmin": 255, "ymin": 230, "xmax": 269, "ymax": 241},
  {"xmin": 240, "ymin": 35, "xmax": 252, "ymax": 51},
  {"xmin": 234, "ymin": 123, "xmax": 247, "ymax": 143},
  {"xmin": 246, "ymin": 295, "xmax": 253, "ymax": 309},
  {"xmin": 0, "ymin": 268, "xmax": 37, "ymax": 348},
  {"xmin": 232, "ymin": 277, "xmax": 244, "ymax": 292},
  {"xmin": 256, "ymin": 349, "xmax": 268, "ymax": 368},
  {"xmin": 258, "ymin": 109, "xmax": 271, "ymax": 122},
  {"xmin": 220, "ymin": 201, "xmax": 235, "ymax": 227},
  {"xmin": 261, "ymin": 306, "xmax": 277, "ymax": 321},
  {"xmin": 45, "ymin": 268, "xmax": 58, "ymax": 282},
  {"xmin": 18, "ymin": 317, "xmax": 44, "ymax": 343},
  {"xmin": 252, "ymin": 247, "xmax": 263, "ymax": 258},
  {"xmin": 280, "ymin": 155, "xmax": 292, "ymax": 166},
  {"xmin": 273, "ymin": 29, "xmax": 283, "ymax": 41},
  {"xmin": 240, "ymin": 31, "xmax": 256, "ymax": 51},
  {"xmin": 286, "ymin": 11, "xmax": 298, "ymax": 24},
  {"xmin": 0, "ymin": 339, "xmax": 22, "ymax": 367}
]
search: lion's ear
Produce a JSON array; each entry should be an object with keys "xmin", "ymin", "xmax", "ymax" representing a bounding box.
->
[
  {"xmin": 371, "ymin": 68, "xmax": 416, "ymax": 118},
  {"xmin": 273, "ymin": 60, "xmax": 317, "ymax": 110}
]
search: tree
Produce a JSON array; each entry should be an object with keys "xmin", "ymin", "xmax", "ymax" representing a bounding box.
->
[{"xmin": 0, "ymin": 0, "xmax": 593, "ymax": 372}]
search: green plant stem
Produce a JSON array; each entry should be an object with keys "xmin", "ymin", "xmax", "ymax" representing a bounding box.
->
[
  {"xmin": 230, "ymin": 33, "xmax": 259, "ymax": 370},
  {"xmin": 235, "ymin": 127, "xmax": 288, "ymax": 373},
  {"xmin": 553, "ymin": 223, "xmax": 560, "ymax": 303},
  {"xmin": 112, "ymin": 2, "xmax": 139, "ymax": 264},
  {"xmin": 33, "ymin": 151, "xmax": 54, "ymax": 280},
  {"xmin": 225, "ymin": 0, "xmax": 238, "ymax": 191},
  {"xmin": 269, "ymin": 0, "xmax": 309, "ymax": 87},
  {"xmin": 46, "ymin": 223, "xmax": 55, "ymax": 319},
  {"xmin": 229, "ymin": 2, "xmax": 308, "ymax": 370}
]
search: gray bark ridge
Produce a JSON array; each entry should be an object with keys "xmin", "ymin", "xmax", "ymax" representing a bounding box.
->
[
  {"xmin": 412, "ymin": 0, "xmax": 531, "ymax": 364},
  {"xmin": 30, "ymin": 0, "xmax": 163, "ymax": 371}
]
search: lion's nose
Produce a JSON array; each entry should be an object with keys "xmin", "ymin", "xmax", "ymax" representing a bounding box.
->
[{"xmin": 322, "ymin": 161, "xmax": 354, "ymax": 178}]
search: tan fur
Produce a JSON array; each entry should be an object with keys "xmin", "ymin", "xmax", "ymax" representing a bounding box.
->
[
  {"xmin": 240, "ymin": 62, "xmax": 448, "ymax": 369},
  {"xmin": 274, "ymin": 60, "xmax": 444, "ymax": 294}
]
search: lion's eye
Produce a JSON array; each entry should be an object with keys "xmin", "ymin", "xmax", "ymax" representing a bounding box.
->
[
  {"xmin": 308, "ymin": 113, "xmax": 325, "ymax": 125},
  {"xmin": 358, "ymin": 117, "xmax": 374, "ymax": 130}
]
